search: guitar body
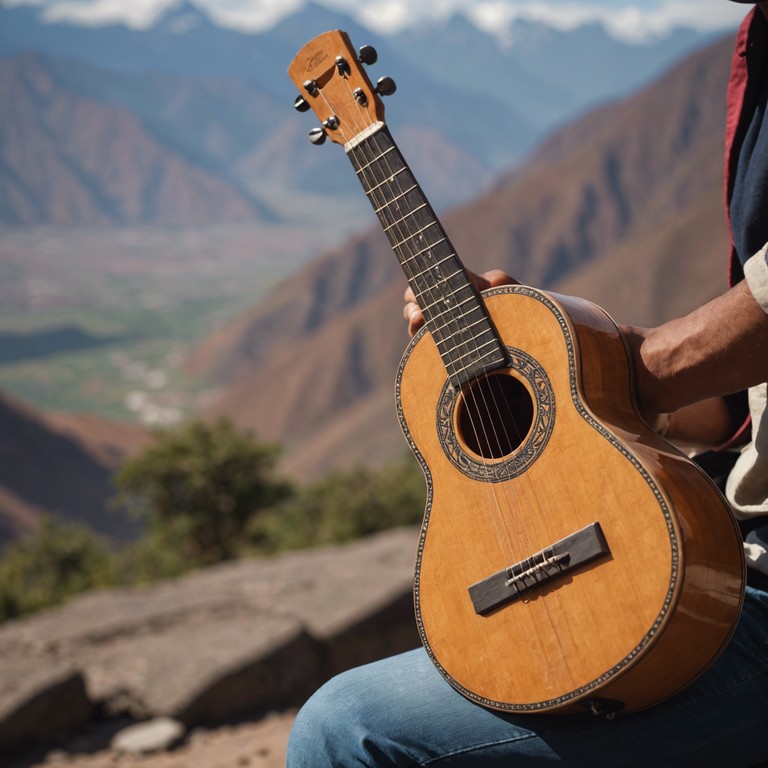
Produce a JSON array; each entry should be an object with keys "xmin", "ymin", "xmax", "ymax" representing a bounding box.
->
[{"xmin": 398, "ymin": 285, "xmax": 745, "ymax": 715}]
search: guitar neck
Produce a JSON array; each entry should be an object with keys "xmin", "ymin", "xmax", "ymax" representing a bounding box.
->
[{"xmin": 346, "ymin": 123, "xmax": 508, "ymax": 387}]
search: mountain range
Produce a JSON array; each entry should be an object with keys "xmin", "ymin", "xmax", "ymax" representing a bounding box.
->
[
  {"xmin": 0, "ymin": 1, "xmax": 718, "ymax": 225},
  {"xmin": 0, "ymin": 53, "xmax": 266, "ymax": 227}
]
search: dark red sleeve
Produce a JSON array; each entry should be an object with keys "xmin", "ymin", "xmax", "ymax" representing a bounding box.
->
[{"xmin": 720, "ymin": 9, "xmax": 757, "ymax": 450}]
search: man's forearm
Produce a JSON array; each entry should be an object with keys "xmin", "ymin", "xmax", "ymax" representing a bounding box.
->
[{"xmin": 623, "ymin": 279, "xmax": 768, "ymax": 417}]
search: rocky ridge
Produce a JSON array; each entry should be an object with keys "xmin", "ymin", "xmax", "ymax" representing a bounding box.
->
[{"xmin": 0, "ymin": 527, "xmax": 420, "ymax": 764}]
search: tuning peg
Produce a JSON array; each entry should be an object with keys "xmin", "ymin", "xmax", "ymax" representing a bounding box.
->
[
  {"xmin": 294, "ymin": 95, "xmax": 310, "ymax": 113},
  {"xmin": 335, "ymin": 55, "xmax": 350, "ymax": 77},
  {"xmin": 358, "ymin": 45, "xmax": 378, "ymax": 65},
  {"xmin": 375, "ymin": 76, "xmax": 397, "ymax": 97},
  {"xmin": 309, "ymin": 126, "xmax": 327, "ymax": 145},
  {"xmin": 353, "ymin": 88, "xmax": 368, "ymax": 107}
]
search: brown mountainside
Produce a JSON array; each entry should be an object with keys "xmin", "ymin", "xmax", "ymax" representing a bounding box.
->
[
  {"xmin": 0, "ymin": 391, "xmax": 149, "ymax": 548},
  {"xmin": 190, "ymin": 34, "xmax": 735, "ymax": 479},
  {"xmin": 0, "ymin": 53, "xmax": 264, "ymax": 227}
]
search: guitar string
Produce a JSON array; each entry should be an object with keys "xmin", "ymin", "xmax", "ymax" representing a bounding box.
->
[
  {"xmin": 331, "ymin": 68, "xmax": 555, "ymax": 575},
  {"xmin": 334, "ymin": 82, "xmax": 532, "ymax": 566},
  {"xmin": 316, "ymin": 58, "xmax": 552, "ymax": 579},
  {"xmin": 352, "ymin": 106, "xmax": 548, "ymax": 567}
]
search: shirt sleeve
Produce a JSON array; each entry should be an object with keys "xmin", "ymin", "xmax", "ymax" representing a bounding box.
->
[
  {"xmin": 714, "ymin": 248, "xmax": 768, "ymax": 451},
  {"xmin": 743, "ymin": 243, "xmax": 768, "ymax": 313},
  {"xmin": 724, "ymin": 243, "xmax": 768, "ymax": 516}
]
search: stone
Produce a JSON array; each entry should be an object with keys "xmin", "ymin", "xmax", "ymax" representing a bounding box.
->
[
  {"xmin": 0, "ymin": 665, "xmax": 91, "ymax": 749},
  {"xmin": 111, "ymin": 716, "xmax": 185, "ymax": 754}
]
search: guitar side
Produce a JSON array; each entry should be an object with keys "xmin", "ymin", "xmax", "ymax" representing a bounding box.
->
[{"xmin": 397, "ymin": 285, "xmax": 745, "ymax": 715}]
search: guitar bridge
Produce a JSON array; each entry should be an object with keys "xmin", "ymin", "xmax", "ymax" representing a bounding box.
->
[{"xmin": 468, "ymin": 523, "xmax": 610, "ymax": 615}]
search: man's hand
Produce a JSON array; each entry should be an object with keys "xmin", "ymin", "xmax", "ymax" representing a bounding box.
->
[{"xmin": 403, "ymin": 269, "xmax": 518, "ymax": 337}]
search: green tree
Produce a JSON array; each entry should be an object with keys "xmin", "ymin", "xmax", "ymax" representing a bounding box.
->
[
  {"xmin": 114, "ymin": 418, "xmax": 293, "ymax": 565},
  {"xmin": 252, "ymin": 454, "xmax": 426, "ymax": 552},
  {"xmin": 0, "ymin": 517, "xmax": 113, "ymax": 622}
]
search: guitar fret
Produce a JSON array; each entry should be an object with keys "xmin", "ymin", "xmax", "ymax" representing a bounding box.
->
[
  {"xmin": 404, "ymin": 255, "xmax": 456, "ymax": 284},
  {"xmin": 353, "ymin": 145, "xmax": 396, "ymax": 174},
  {"xmin": 383, "ymin": 202, "xmax": 428, "ymax": 232},
  {"xmin": 417, "ymin": 275, "xmax": 475, "ymax": 298},
  {"xmin": 418, "ymin": 289, "xmax": 476, "ymax": 315},
  {"xmin": 373, "ymin": 184, "xmax": 420, "ymax": 215},
  {"xmin": 432, "ymin": 318, "xmax": 486, "ymax": 349},
  {"xmin": 347, "ymin": 126, "xmax": 508, "ymax": 387},
  {"xmin": 436, "ymin": 267, "xmax": 463, "ymax": 284},
  {"xmin": 432, "ymin": 317, "xmax": 496, "ymax": 345},
  {"xmin": 399, "ymin": 237, "xmax": 448, "ymax": 265},
  {"xmin": 448, "ymin": 340, "xmax": 505, "ymax": 371},
  {"xmin": 390, "ymin": 221, "xmax": 442, "ymax": 251},
  {"xmin": 363, "ymin": 166, "xmax": 409, "ymax": 195},
  {"xmin": 408, "ymin": 263, "xmax": 464, "ymax": 290},
  {"xmin": 428, "ymin": 308, "xmax": 487, "ymax": 339}
]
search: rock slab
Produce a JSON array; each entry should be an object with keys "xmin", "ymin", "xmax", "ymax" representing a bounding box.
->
[{"xmin": 0, "ymin": 527, "xmax": 421, "ymax": 752}]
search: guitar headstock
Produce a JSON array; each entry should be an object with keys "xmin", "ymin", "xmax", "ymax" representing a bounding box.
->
[{"xmin": 288, "ymin": 30, "xmax": 394, "ymax": 147}]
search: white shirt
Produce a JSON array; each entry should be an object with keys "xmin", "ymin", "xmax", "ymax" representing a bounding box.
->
[{"xmin": 725, "ymin": 247, "xmax": 768, "ymax": 577}]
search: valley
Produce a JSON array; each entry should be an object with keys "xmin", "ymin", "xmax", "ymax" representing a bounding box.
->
[{"xmin": 0, "ymin": 217, "xmax": 357, "ymax": 422}]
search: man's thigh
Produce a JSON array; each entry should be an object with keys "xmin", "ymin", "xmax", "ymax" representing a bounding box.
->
[{"xmin": 288, "ymin": 586, "xmax": 768, "ymax": 767}]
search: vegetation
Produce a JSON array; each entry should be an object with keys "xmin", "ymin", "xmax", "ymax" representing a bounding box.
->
[
  {"xmin": 251, "ymin": 456, "xmax": 425, "ymax": 552},
  {"xmin": 0, "ymin": 517, "xmax": 114, "ymax": 621},
  {"xmin": 0, "ymin": 418, "xmax": 426, "ymax": 623},
  {"xmin": 0, "ymin": 298, "xmax": 220, "ymax": 420},
  {"xmin": 0, "ymin": 224, "xmax": 315, "ymax": 421},
  {"xmin": 113, "ymin": 418, "xmax": 293, "ymax": 565}
]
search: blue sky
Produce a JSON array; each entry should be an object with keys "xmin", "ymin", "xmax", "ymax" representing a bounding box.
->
[{"xmin": 2, "ymin": 0, "xmax": 752, "ymax": 40}]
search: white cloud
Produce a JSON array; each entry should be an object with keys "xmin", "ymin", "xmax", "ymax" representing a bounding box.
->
[
  {"xmin": 321, "ymin": 0, "xmax": 749, "ymax": 39},
  {"xmin": 351, "ymin": 1, "xmax": 418, "ymax": 34},
  {"xmin": 40, "ymin": 0, "xmax": 172, "ymax": 28},
  {"xmin": 325, "ymin": 0, "xmax": 465, "ymax": 34},
  {"xmin": 467, "ymin": 2, "xmax": 748, "ymax": 43},
  {"xmin": 204, "ymin": 0, "xmax": 303, "ymax": 32},
  {"xmin": 1, "ymin": 0, "xmax": 751, "ymax": 39}
]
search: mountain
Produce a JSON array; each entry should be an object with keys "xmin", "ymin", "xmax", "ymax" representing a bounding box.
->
[
  {"xmin": 0, "ymin": 390, "xmax": 150, "ymax": 549},
  {"xmin": 0, "ymin": 49, "xmax": 516, "ymax": 226},
  {"xmin": 152, "ymin": 0, "xmax": 216, "ymax": 36},
  {"xmin": 187, "ymin": 32, "xmax": 735, "ymax": 479},
  {"xmin": 388, "ymin": 15, "xmax": 708, "ymax": 135},
  {"xmin": 0, "ymin": 53, "xmax": 266, "ymax": 227},
  {"xmin": 0, "ymin": 1, "xmax": 719, "ymax": 226}
]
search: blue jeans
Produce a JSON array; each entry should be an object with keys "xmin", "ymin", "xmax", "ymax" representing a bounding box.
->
[{"xmin": 287, "ymin": 586, "xmax": 768, "ymax": 766}]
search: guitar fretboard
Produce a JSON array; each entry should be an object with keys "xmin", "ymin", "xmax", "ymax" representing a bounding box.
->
[{"xmin": 346, "ymin": 125, "xmax": 508, "ymax": 387}]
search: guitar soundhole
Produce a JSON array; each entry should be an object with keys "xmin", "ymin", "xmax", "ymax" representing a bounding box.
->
[{"xmin": 457, "ymin": 373, "xmax": 534, "ymax": 459}]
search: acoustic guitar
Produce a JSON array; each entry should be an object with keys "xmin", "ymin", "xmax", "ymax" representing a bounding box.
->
[{"xmin": 288, "ymin": 30, "xmax": 745, "ymax": 715}]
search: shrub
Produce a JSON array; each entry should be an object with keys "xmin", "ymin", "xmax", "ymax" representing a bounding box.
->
[
  {"xmin": 251, "ymin": 454, "xmax": 425, "ymax": 552},
  {"xmin": 0, "ymin": 517, "xmax": 113, "ymax": 621},
  {"xmin": 113, "ymin": 418, "xmax": 293, "ymax": 565}
]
